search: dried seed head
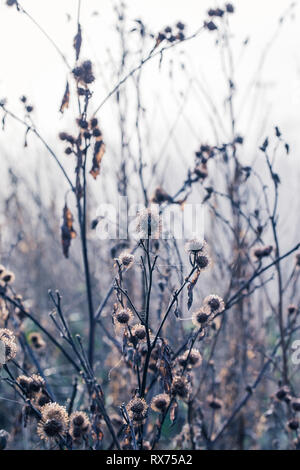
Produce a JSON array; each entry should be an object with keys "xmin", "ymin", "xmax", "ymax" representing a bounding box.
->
[
  {"xmin": 72, "ymin": 60, "xmax": 95, "ymax": 85},
  {"xmin": 115, "ymin": 308, "xmax": 133, "ymax": 326},
  {"xmin": 171, "ymin": 376, "xmax": 190, "ymax": 399},
  {"xmin": 178, "ymin": 349, "xmax": 202, "ymax": 368},
  {"xmin": 38, "ymin": 403, "xmax": 69, "ymax": 440},
  {"xmin": 118, "ymin": 252, "xmax": 134, "ymax": 270},
  {"xmin": 77, "ymin": 118, "xmax": 88, "ymax": 129},
  {"xmin": 185, "ymin": 238, "xmax": 206, "ymax": 254},
  {"xmin": 288, "ymin": 305, "xmax": 297, "ymax": 315},
  {"xmin": 126, "ymin": 397, "xmax": 148, "ymax": 422},
  {"xmin": 17, "ymin": 374, "xmax": 45, "ymax": 397},
  {"xmin": 35, "ymin": 392, "xmax": 51, "ymax": 408},
  {"xmin": 288, "ymin": 419, "xmax": 299, "ymax": 431},
  {"xmin": 151, "ymin": 187, "xmax": 172, "ymax": 204},
  {"xmin": 0, "ymin": 328, "xmax": 15, "ymax": 342},
  {"xmin": 205, "ymin": 21, "xmax": 218, "ymax": 31},
  {"xmin": 176, "ymin": 22, "xmax": 185, "ymax": 31},
  {"xmin": 226, "ymin": 3, "xmax": 235, "ymax": 13},
  {"xmin": 276, "ymin": 386, "xmax": 289, "ymax": 401},
  {"xmin": 17, "ymin": 375, "xmax": 32, "ymax": 393},
  {"xmin": 4, "ymin": 341, "xmax": 17, "ymax": 362},
  {"xmin": 90, "ymin": 118, "xmax": 98, "ymax": 128},
  {"xmin": 29, "ymin": 332, "xmax": 46, "ymax": 350},
  {"xmin": 203, "ymin": 295, "xmax": 225, "ymax": 315},
  {"xmin": 192, "ymin": 308, "xmax": 210, "ymax": 327},
  {"xmin": 0, "ymin": 329, "xmax": 17, "ymax": 362},
  {"xmin": 296, "ymin": 253, "xmax": 300, "ymax": 268},
  {"xmin": 0, "ymin": 270, "xmax": 15, "ymax": 284},
  {"xmin": 29, "ymin": 375, "xmax": 45, "ymax": 394},
  {"xmin": 252, "ymin": 245, "xmax": 273, "ymax": 261},
  {"xmin": 131, "ymin": 324, "xmax": 147, "ymax": 341},
  {"xmin": 151, "ymin": 393, "xmax": 170, "ymax": 412},
  {"xmin": 70, "ymin": 411, "xmax": 90, "ymax": 441},
  {"xmin": 135, "ymin": 207, "xmax": 161, "ymax": 240},
  {"xmin": 292, "ymin": 399, "xmax": 300, "ymax": 412},
  {"xmin": 208, "ymin": 397, "xmax": 223, "ymax": 410},
  {"xmin": 195, "ymin": 252, "xmax": 211, "ymax": 271}
]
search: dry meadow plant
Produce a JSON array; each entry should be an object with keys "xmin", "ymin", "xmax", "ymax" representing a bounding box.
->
[{"xmin": 0, "ymin": 0, "xmax": 300, "ymax": 451}]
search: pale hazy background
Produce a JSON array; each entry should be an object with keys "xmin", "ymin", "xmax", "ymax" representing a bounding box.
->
[{"xmin": 0, "ymin": 0, "xmax": 299, "ymax": 223}]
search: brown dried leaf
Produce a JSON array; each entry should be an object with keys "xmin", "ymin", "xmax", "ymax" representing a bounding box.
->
[
  {"xmin": 59, "ymin": 81, "xmax": 70, "ymax": 114},
  {"xmin": 90, "ymin": 137, "xmax": 106, "ymax": 179},
  {"xmin": 61, "ymin": 204, "xmax": 76, "ymax": 258},
  {"xmin": 187, "ymin": 270, "xmax": 200, "ymax": 310},
  {"xmin": 73, "ymin": 24, "xmax": 82, "ymax": 61}
]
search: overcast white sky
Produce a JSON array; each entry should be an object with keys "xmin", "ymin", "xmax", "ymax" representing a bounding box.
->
[{"xmin": 0, "ymin": 0, "xmax": 299, "ymax": 203}]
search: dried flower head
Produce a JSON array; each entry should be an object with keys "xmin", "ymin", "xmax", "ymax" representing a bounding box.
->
[
  {"xmin": 0, "ymin": 328, "xmax": 17, "ymax": 362},
  {"xmin": 29, "ymin": 332, "xmax": 46, "ymax": 351},
  {"xmin": 126, "ymin": 397, "xmax": 148, "ymax": 422},
  {"xmin": 114, "ymin": 308, "xmax": 133, "ymax": 326},
  {"xmin": 288, "ymin": 305, "xmax": 298, "ymax": 315},
  {"xmin": 192, "ymin": 307, "xmax": 210, "ymax": 327},
  {"xmin": 69, "ymin": 411, "xmax": 90, "ymax": 441},
  {"xmin": 17, "ymin": 374, "xmax": 45, "ymax": 397},
  {"xmin": 0, "ymin": 328, "xmax": 15, "ymax": 342},
  {"xmin": 275, "ymin": 386, "xmax": 290, "ymax": 401},
  {"xmin": 37, "ymin": 403, "xmax": 69, "ymax": 441},
  {"xmin": 135, "ymin": 206, "xmax": 161, "ymax": 239},
  {"xmin": 35, "ymin": 391, "xmax": 51, "ymax": 408},
  {"xmin": 226, "ymin": 3, "xmax": 235, "ymax": 13},
  {"xmin": 30, "ymin": 375, "xmax": 45, "ymax": 394},
  {"xmin": 195, "ymin": 252, "xmax": 211, "ymax": 271},
  {"xmin": 72, "ymin": 60, "xmax": 95, "ymax": 85},
  {"xmin": 16, "ymin": 375, "xmax": 32, "ymax": 392},
  {"xmin": 185, "ymin": 238, "xmax": 206, "ymax": 253},
  {"xmin": 171, "ymin": 375, "xmax": 190, "ymax": 399},
  {"xmin": 288, "ymin": 419, "xmax": 299, "ymax": 431},
  {"xmin": 203, "ymin": 295, "xmax": 225, "ymax": 315},
  {"xmin": 0, "ymin": 270, "xmax": 15, "ymax": 284},
  {"xmin": 131, "ymin": 324, "xmax": 147, "ymax": 341},
  {"xmin": 208, "ymin": 397, "xmax": 223, "ymax": 410},
  {"xmin": 177, "ymin": 349, "xmax": 202, "ymax": 368},
  {"xmin": 252, "ymin": 245, "xmax": 273, "ymax": 261},
  {"xmin": 151, "ymin": 393, "xmax": 171, "ymax": 412},
  {"xmin": 296, "ymin": 253, "xmax": 300, "ymax": 268},
  {"xmin": 205, "ymin": 21, "xmax": 218, "ymax": 31},
  {"xmin": 118, "ymin": 252, "xmax": 134, "ymax": 270},
  {"xmin": 292, "ymin": 399, "xmax": 300, "ymax": 412}
]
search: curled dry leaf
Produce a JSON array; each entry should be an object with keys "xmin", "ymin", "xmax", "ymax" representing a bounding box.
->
[
  {"xmin": 73, "ymin": 23, "xmax": 82, "ymax": 61},
  {"xmin": 59, "ymin": 81, "xmax": 70, "ymax": 114},
  {"xmin": 187, "ymin": 270, "xmax": 200, "ymax": 310},
  {"xmin": 61, "ymin": 204, "xmax": 77, "ymax": 258},
  {"xmin": 90, "ymin": 132, "xmax": 106, "ymax": 179}
]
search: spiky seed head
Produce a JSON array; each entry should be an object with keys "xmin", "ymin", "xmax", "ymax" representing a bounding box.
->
[
  {"xmin": 115, "ymin": 308, "xmax": 133, "ymax": 325},
  {"xmin": 151, "ymin": 393, "xmax": 170, "ymax": 412},
  {"xmin": 171, "ymin": 376, "xmax": 190, "ymax": 399},
  {"xmin": 203, "ymin": 295, "xmax": 225, "ymax": 314}
]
